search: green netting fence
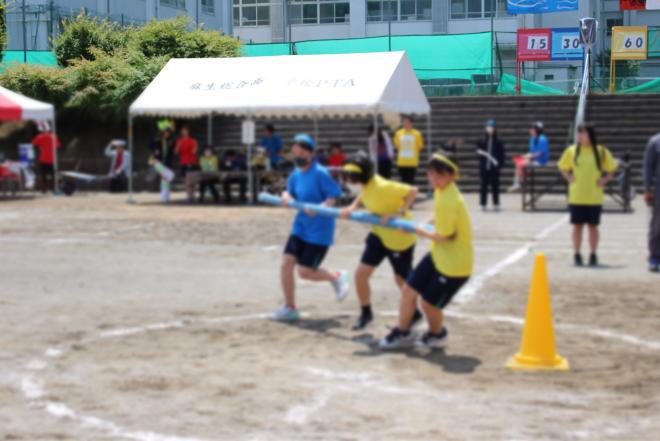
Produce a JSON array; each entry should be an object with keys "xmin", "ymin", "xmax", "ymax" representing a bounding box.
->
[
  {"xmin": 245, "ymin": 32, "xmax": 493, "ymax": 81},
  {"xmin": 0, "ymin": 51, "xmax": 57, "ymax": 69},
  {"xmin": 497, "ymin": 73, "xmax": 566, "ymax": 96}
]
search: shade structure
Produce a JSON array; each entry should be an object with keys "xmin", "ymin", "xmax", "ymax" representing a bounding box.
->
[
  {"xmin": 0, "ymin": 85, "xmax": 54, "ymax": 122},
  {"xmin": 129, "ymin": 51, "xmax": 430, "ymax": 118}
]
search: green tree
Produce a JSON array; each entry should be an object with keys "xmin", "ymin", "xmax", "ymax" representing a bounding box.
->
[
  {"xmin": 53, "ymin": 13, "xmax": 132, "ymax": 67},
  {"xmin": 0, "ymin": 1, "xmax": 7, "ymax": 61},
  {"xmin": 133, "ymin": 16, "xmax": 240, "ymax": 59}
]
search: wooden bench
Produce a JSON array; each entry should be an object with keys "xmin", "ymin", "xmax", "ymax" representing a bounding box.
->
[{"xmin": 521, "ymin": 157, "xmax": 633, "ymax": 212}]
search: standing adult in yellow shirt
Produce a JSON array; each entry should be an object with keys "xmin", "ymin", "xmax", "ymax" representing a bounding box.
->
[
  {"xmin": 393, "ymin": 115, "xmax": 424, "ymax": 185},
  {"xmin": 340, "ymin": 152, "xmax": 420, "ymax": 331},
  {"xmin": 558, "ymin": 124, "xmax": 617, "ymax": 267},
  {"xmin": 380, "ymin": 153, "xmax": 473, "ymax": 349}
]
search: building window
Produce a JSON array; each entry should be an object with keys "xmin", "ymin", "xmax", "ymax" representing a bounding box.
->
[
  {"xmin": 161, "ymin": 0, "xmax": 187, "ymax": 9},
  {"xmin": 450, "ymin": 0, "xmax": 506, "ymax": 19},
  {"xmin": 606, "ymin": 18, "xmax": 623, "ymax": 36},
  {"xmin": 289, "ymin": 1, "xmax": 350, "ymax": 25},
  {"xmin": 202, "ymin": 0, "xmax": 215, "ymax": 14},
  {"xmin": 234, "ymin": 0, "xmax": 271, "ymax": 27},
  {"xmin": 366, "ymin": 0, "xmax": 431, "ymax": 22}
]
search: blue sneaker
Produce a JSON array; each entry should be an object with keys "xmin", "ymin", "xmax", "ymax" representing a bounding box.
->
[
  {"xmin": 650, "ymin": 259, "xmax": 660, "ymax": 273},
  {"xmin": 273, "ymin": 305, "xmax": 301, "ymax": 321}
]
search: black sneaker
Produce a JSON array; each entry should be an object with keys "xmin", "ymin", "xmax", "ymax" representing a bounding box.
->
[
  {"xmin": 650, "ymin": 259, "xmax": 660, "ymax": 273},
  {"xmin": 378, "ymin": 327, "xmax": 414, "ymax": 349},
  {"xmin": 352, "ymin": 312, "xmax": 373, "ymax": 331},
  {"xmin": 415, "ymin": 328, "xmax": 449, "ymax": 348},
  {"xmin": 574, "ymin": 253, "xmax": 584, "ymax": 266},
  {"xmin": 411, "ymin": 309, "xmax": 423, "ymax": 328},
  {"xmin": 589, "ymin": 253, "xmax": 598, "ymax": 267}
]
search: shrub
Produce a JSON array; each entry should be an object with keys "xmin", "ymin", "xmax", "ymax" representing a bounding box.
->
[
  {"xmin": 53, "ymin": 13, "xmax": 132, "ymax": 67},
  {"xmin": 0, "ymin": 64, "xmax": 72, "ymax": 108}
]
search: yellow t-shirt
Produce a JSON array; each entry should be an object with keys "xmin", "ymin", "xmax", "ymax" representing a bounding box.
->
[
  {"xmin": 430, "ymin": 183, "xmax": 473, "ymax": 277},
  {"xmin": 360, "ymin": 175, "xmax": 417, "ymax": 251},
  {"xmin": 558, "ymin": 144, "xmax": 617, "ymax": 206},
  {"xmin": 393, "ymin": 128, "xmax": 424, "ymax": 168}
]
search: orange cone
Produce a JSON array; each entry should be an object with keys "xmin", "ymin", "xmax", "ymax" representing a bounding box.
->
[{"xmin": 507, "ymin": 253, "xmax": 569, "ymax": 371}]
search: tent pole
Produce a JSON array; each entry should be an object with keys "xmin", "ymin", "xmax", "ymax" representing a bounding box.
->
[
  {"xmin": 207, "ymin": 112, "xmax": 213, "ymax": 147},
  {"xmin": 51, "ymin": 118, "xmax": 60, "ymax": 194},
  {"xmin": 426, "ymin": 112, "xmax": 432, "ymax": 197},
  {"xmin": 246, "ymin": 116, "xmax": 254, "ymax": 205},
  {"xmin": 127, "ymin": 115, "xmax": 134, "ymax": 203},
  {"xmin": 372, "ymin": 113, "xmax": 379, "ymax": 175}
]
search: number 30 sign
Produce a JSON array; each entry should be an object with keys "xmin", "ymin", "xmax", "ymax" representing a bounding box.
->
[{"xmin": 611, "ymin": 26, "xmax": 648, "ymax": 60}]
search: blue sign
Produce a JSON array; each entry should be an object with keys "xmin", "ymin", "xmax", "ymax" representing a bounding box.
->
[
  {"xmin": 507, "ymin": 0, "xmax": 578, "ymax": 14},
  {"xmin": 551, "ymin": 28, "xmax": 584, "ymax": 60}
]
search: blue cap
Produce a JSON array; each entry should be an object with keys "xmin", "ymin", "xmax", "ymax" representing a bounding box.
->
[
  {"xmin": 486, "ymin": 119, "xmax": 496, "ymax": 127},
  {"xmin": 293, "ymin": 133, "xmax": 316, "ymax": 150}
]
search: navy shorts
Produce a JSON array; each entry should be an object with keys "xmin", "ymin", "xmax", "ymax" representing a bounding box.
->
[
  {"xmin": 284, "ymin": 235, "xmax": 329, "ymax": 270},
  {"xmin": 406, "ymin": 253, "xmax": 469, "ymax": 309},
  {"xmin": 361, "ymin": 233, "xmax": 414, "ymax": 279},
  {"xmin": 569, "ymin": 204, "xmax": 602, "ymax": 226}
]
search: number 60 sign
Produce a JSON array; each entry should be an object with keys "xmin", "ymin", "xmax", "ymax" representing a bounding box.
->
[{"xmin": 612, "ymin": 26, "xmax": 648, "ymax": 60}]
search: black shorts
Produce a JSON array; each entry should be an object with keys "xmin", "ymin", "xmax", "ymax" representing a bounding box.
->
[
  {"xmin": 284, "ymin": 235, "xmax": 329, "ymax": 270},
  {"xmin": 39, "ymin": 163, "xmax": 54, "ymax": 174},
  {"xmin": 361, "ymin": 233, "xmax": 414, "ymax": 279},
  {"xmin": 569, "ymin": 204, "xmax": 602, "ymax": 226},
  {"xmin": 406, "ymin": 253, "xmax": 469, "ymax": 309},
  {"xmin": 180, "ymin": 164, "xmax": 199, "ymax": 177}
]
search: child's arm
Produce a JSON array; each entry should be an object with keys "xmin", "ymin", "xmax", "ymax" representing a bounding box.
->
[
  {"xmin": 415, "ymin": 224, "xmax": 455, "ymax": 243},
  {"xmin": 340, "ymin": 195, "xmax": 362, "ymax": 219}
]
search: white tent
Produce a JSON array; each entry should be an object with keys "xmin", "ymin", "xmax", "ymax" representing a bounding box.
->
[
  {"xmin": 127, "ymin": 51, "xmax": 431, "ymax": 198},
  {"xmin": 0, "ymin": 86, "xmax": 59, "ymax": 192}
]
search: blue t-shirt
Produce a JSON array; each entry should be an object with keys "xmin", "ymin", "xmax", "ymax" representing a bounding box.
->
[
  {"xmin": 287, "ymin": 162, "xmax": 342, "ymax": 246},
  {"xmin": 260, "ymin": 135, "xmax": 283, "ymax": 165},
  {"xmin": 529, "ymin": 134, "xmax": 549, "ymax": 166}
]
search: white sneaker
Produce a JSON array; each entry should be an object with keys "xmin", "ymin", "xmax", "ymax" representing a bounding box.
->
[
  {"xmin": 331, "ymin": 270, "xmax": 350, "ymax": 302},
  {"xmin": 379, "ymin": 327, "xmax": 416, "ymax": 349},
  {"xmin": 494, "ymin": 205, "xmax": 501, "ymax": 212},
  {"xmin": 272, "ymin": 305, "xmax": 301, "ymax": 321}
]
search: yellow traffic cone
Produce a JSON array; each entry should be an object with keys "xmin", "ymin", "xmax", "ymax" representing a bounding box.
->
[{"xmin": 507, "ymin": 253, "xmax": 569, "ymax": 371}]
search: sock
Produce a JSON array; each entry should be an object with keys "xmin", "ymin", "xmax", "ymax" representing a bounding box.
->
[{"xmin": 361, "ymin": 305, "xmax": 372, "ymax": 317}]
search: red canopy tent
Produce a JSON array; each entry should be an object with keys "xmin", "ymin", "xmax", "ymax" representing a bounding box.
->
[{"xmin": 0, "ymin": 85, "xmax": 58, "ymax": 192}]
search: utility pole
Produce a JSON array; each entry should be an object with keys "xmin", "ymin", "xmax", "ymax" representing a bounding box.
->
[{"xmin": 22, "ymin": 0, "xmax": 27, "ymax": 63}]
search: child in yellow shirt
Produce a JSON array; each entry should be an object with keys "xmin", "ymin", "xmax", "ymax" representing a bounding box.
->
[
  {"xmin": 340, "ymin": 152, "xmax": 419, "ymax": 330},
  {"xmin": 380, "ymin": 153, "xmax": 473, "ymax": 349},
  {"xmin": 393, "ymin": 115, "xmax": 424, "ymax": 185},
  {"xmin": 558, "ymin": 124, "xmax": 617, "ymax": 267}
]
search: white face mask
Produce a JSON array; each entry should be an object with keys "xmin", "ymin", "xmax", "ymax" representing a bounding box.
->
[{"xmin": 346, "ymin": 182, "xmax": 362, "ymax": 195}]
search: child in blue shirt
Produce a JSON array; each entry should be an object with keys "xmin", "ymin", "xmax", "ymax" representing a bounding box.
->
[
  {"xmin": 510, "ymin": 121, "xmax": 550, "ymax": 191},
  {"xmin": 274, "ymin": 134, "xmax": 350, "ymax": 321}
]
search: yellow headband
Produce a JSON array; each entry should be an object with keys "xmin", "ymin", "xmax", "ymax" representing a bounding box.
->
[
  {"xmin": 343, "ymin": 163, "xmax": 362, "ymax": 174},
  {"xmin": 432, "ymin": 153, "xmax": 459, "ymax": 174}
]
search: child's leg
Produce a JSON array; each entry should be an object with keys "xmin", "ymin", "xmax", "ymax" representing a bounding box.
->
[
  {"xmin": 587, "ymin": 224, "xmax": 599, "ymax": 254},
  {"xmin": 297, "ymin": 266, "xmax": 338, "ymax": 283},
  {"xmin": 398, "ymin": 283, "xmax": 419, "ymax": 331},
  {"xmin": 355, "ymin": 263, "xmax": 376, "ymax": 307},
  {"xmin": 420, "ymin": 298, "xmax": 443, "ymax": 334},
  {"xmin": 281, "ymin": 254, "xmax": 297, "ymax": 308},
  {"xmin": 572, "ymin": 224, "xmax": 584, "ymax": 253}
]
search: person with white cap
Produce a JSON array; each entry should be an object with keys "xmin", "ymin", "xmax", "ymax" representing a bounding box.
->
[
  {"xmin": 274, "ymin": 133, "xmax": 350, "ymax": 321},
  {"xmin": 105, "ymin": 139, "xmax": 131, "ymax": 193}
]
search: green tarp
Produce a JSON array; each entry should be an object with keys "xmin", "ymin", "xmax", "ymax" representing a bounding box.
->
[
  {"xmin": 1, "ymin": 51, "xmax": 57, "ymax": 67},
  {"xmin": 243, "ymin": 43, "xmax": 291, "ymax": 57},
  {"xmin": 497, "ymin": 73, "xmax": 565, "ymax": 96},
  {"xmin": 244, "ymin": 32, "xmax": 493, "ymax": 81},
  {"xmin": 620, "ymin": 77, "xmax": 660, "ymax": 94},
  {"xmin": 649, "ymin": 29, "xmax": 660, "ymax": 58}
]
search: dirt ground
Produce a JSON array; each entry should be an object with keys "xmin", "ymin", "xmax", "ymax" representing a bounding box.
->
[{"xmin": 0, "ymin": 192, "xmax": 658, "ymax": 441}]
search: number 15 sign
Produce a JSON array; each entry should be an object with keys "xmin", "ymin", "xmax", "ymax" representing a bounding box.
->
[{"xmin": 517, "ymin": 28, "xmax": 552, "ymax": 61}]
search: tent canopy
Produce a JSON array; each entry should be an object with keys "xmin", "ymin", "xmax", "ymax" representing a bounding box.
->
[
  {"xmin": 0, "ymin": 85, "xmax": 54, "ymax": 122},
  {"xmin": 129, "ymin": 51, "xmax": 430, "ymax": 118}
]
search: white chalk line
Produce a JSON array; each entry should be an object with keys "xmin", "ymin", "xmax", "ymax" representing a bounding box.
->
[
  {"xmin": 18, "ymin": 307, "xmax": 660, "ymax": 441},
  {"xmin": 456, "ymin": 215, "xmax": 568, "ymax": 305}
]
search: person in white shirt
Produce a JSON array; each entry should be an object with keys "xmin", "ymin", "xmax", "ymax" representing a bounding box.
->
[{"xmin": 105, "ymin": 139, "xmax": 131, "ymax": 193}]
